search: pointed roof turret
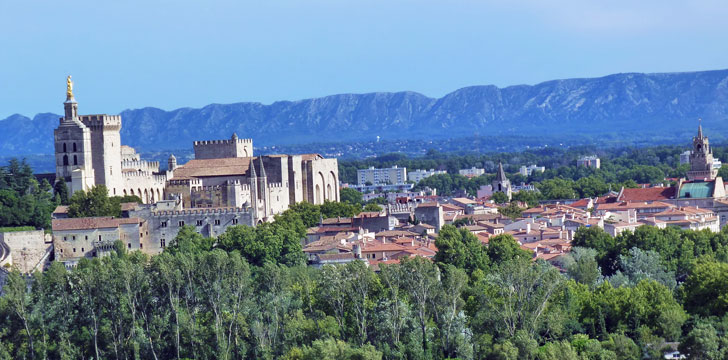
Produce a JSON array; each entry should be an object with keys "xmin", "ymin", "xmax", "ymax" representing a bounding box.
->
[
  {"xmin": 250, "ymin": 157, "xmax": 257, "ymax": 178},
  {"xmin": 698, "ymin": 119, "xmax": 703, "ymax": 139},
  {"xmin": 259, "ymin": 156, "xmax": 267, "ymax": 178},
  {"xmin": 231, "ymin": 132, "xmax": 238, "ymax": 140},
  {"xmin": 495, "ymin": 162, "xmax": 507, "ymax": 182}
]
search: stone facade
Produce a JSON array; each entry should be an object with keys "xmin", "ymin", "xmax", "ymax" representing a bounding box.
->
[
  {"xmin": 53, "ymin": 79, "xmax": 340, "ymax": 220},
  {"xmin": 193, "ymin": 133, "xmax": 253, "ymax": 159},
  {"xmin": 54, "ymin": 86, "xmax": 169, "ymax": 202},
  {"xmin": 687, "ymin": 124, "xmax": 719, "ymax": 181}
]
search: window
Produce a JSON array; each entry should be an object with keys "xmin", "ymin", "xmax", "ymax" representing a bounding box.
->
[
  {"xmin": 161, "ymin": 221, "xmax": 167, "ymax": 228},
  {"xmin": 81, "ymin": 248, "xmax": 84, "ymax": 252},
  {"xmin": 85, "ymin": 235, "xmax": 88, "ymax": 240},
  {"xmin": 73, "ymin": 248, "xmax": 76, "ymax": 252},
  {"xmin": 214, "ymin": 219, "xmax": 221, "ymax": 225},
  {"xmin": 63, "ymin": 236, "xmax": 67, "ymax": 241},
  {"xmin": 179, "ymin": 221, "xmax": 185, "ymax": 227},
  {"xmin": 99, "ymin": 235, "xmax": 101, "ymax": 241},
  {"xmin": 73, "ymin": 143, "xmax": 77, "ymax": 152},
  {"xmin": 127, "ymin": 243, "xmax": 131, "ymax": 249},
  {"xmin": 63, "ymin": 155, "xmax": 69, "ymax": 166},
  {"xmin": 63, "ymin": 143, "xmax": 67, "ymax": 152},
  {"xmin": 232, "ymin": 219, "xmax": 238, "ymax": 225},
  {"xmin": 140, "ymin": 243, "xmax": 143, "ymax": 249},
  {"xmin": 196, "ymin": 220, "xmax": 203, "ymax": 226},
  {"xmin": 161, "ymin": 239, "xmax": 166, "ymax": 248},
  {"xmin": 72, "ymin": 236, "xmax": 75, "ymax": 240},
  {"xmin": 73, "ymin": 155, "xmax": 78, "ymax": 165}
]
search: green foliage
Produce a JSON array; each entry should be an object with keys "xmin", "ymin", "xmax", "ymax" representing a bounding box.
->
[
  {"xmin": 67, "ymin": 185, "xmax": 122, "ymax": 218},
  {"xmin": 0, "ymin": 226, "xmax": 36, "ymax": 233},
  {"xmin": 434, "ymin": 225, "xmax": 489, "ymax": 275},
  {"xmin": 53, "ymin": 178, "xmax": 69, "ymax": 205},
  {"xmin": 486, "ymin": 234, "xmax": 532, "ymax": 265},
  {"xmin": 490, "ymin": 191, "xmax": 508, "ymax": 204},
  {"xmin": 0, "ymin": 159, "xmax": 55, "ymax": 229},
  {"xmin": 563, "ymin": 247, "xmax": 602, "ymax": 287},
  {"xmin": 320, "ymin": 200, "xmax": 360, "ymax": 219},
  {"xmin": 362, "ymin": 203, "xmax": 382, "ymax": 212},
  {"xmin": 682, "ymin": 260, "xmax": 728, "ymax": 317},
  {"xmin": 498, "ymin": 202, "xmax": 522, "ymax": 220},
  {"xmin": 339, "ymin": 187, "xmax": 363, "ymax": 206},
  {"xmin": 511, "ymin": 190, "xmax": 542, "ymax": 207}
]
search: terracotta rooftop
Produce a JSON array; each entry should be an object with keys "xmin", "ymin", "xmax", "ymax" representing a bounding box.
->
[
  {"xmin": 173, "ymin": 157, "xmax": 252, "ymax": 179},
  {"xmin": 52, "ymin": 217, "xmax": 142, "ymax": 231},
  {"xmin": 618, "ymin": 187, "xmax": 676, "ymax": 202}
]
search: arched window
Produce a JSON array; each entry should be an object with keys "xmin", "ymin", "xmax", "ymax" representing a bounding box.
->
[
  {"xmin": 63, "ymin": 143, "xmax": 67, "ymax": 152},
  {"xmin": 73, "ymin": 155, "xmax": 78, "ymax": 165},
  {"xmin": 63, "ymin": 155, "xmax": 68, "ymax": 166}
]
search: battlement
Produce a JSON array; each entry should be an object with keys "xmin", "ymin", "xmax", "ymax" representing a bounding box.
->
[
  {"xmin": 193, "ymin": 135, "xmax": 253, "ymax": 159},
  {"xmin": 193, "ymin": 138, "xmax": 252, "ymax": 146},
  {"xmin": 122, "ymin": 159, "xmax": 160, "ymax": 171},
  {"xmin": 152, "ymin": 207, "xmax": 252, "ymax": 217},
  {"xmin": 167, "ymin": 178, "xmax": 202, "ymax": 187},
  {"xmin": 78, "ymin": 114, "xmax": 122, "ymax": 129},
  {"xmin": 269, "ymin": 182, "xmax": 285, "ymax": 189},
  {"xmin": 192, "ymin": 185, "xmax": 223, "ymax": 192}
]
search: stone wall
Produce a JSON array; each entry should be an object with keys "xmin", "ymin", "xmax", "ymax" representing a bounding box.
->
[
  {"xmin": 0, "ymin": 230, "xmax": 51, "ymax": 273},
  {"xmin": 193, "ymin": 137, "xmax": 253, "ymax": 159}
]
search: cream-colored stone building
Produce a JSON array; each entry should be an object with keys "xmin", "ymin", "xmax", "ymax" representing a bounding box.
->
[
  {"xmin": 53, "ymin": 77, "xmax": 340, "ymax": 224},
  {"xmin": 52, "ymin": 77, "xmax": 340, "ymax": 265},
  {"xmin": 54, "ymin": 77, "xmax": 167, "ymax": 202}
]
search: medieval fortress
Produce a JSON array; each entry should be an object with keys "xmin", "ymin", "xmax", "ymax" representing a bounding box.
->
[{"xmin": 50, "ymin": 78, "xmax": 339, "ymax": 264}]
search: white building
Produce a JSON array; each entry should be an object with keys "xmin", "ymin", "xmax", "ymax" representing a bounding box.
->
[
  {"xmin": 408, "ymin": 169, "xmax": 447, "ymax": 183},
  {"xmin": 357, "ymin": 166, "xmax": 407, "ymax": 185},
  {"xmin": 459, "ymin": 167, "xmax": 485, "ymax": 177},
  {"xmin": 519, "ymin": 164, "xmax": 545, "ymax": 176},
  {"xmin": 577, "ymin": 155, "xmax": 601, "ymax": 169}
]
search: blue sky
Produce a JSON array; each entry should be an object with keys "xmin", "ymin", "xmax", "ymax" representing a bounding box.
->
[{"xmin": 1, "ymin": 0, "xmax": 727, "ymax": 118}]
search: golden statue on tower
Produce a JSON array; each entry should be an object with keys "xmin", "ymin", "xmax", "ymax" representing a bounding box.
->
[{"xmin": 66, "ymin": 75, "xmax": 74, "ymax": 99}]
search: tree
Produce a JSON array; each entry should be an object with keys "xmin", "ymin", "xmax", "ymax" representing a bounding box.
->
[
  {"xmin": 498, "ymin": 203, "xmax": 522, "ymax": 220},
  {"xmin": 562, "ymin": 247, "xmax": 602, "ymax": 287},
  {"xmin": 475, "ymin": 259, "xmax": 564, "ymax": 338},
  {"xmin": 491, "ymin": 191, "xmax": 508, "ymax": 204},
  {"xmin": 682, "ymin": 260, "xmax": 728, "ymax": 317},
  {"xmin": 339, "ymin": 188, "xmax": 363, "ymax": 206},
  {"xmin": 487, "ymin": 234, "xmax": 531, "ymax": 266},
  {"xmin": 363, "ymin": 203, "xmax": 382, "ymax": 212},
  {"xmin": 679, "ymin": 321, "xmax": 724, "ymax": 360},
  {"xmin": 53, "ymin": 179, "xmax": 69, "ymax": 205},
  {"xmin": 67, "ymin": 185, "xmax": 118, "ymax": 218},
  {"xmin": 433, "ymin": 225, "xmax": 489, "ymax": 274},
  {"xmin": 400, "ymin": 257, "xmax": 440, "ymax": 355},
  {"xmin": 607, "ymin": 247, "xmax": 676, "ymax": 290},
  {"xmin": 320, "ymin": 201, "xmax": 359, "ymax": 219},
  {"xmin": 537, "ymin": 178, "xmax": 577, "ymax": 200}
]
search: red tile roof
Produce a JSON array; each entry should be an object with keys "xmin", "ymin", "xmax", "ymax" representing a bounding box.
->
[
  {"xmin": 618, "ymin": 187, "xmax": 675, "ymax": 202},
  {"xmin": 52, "ymin": 217, "xmax": 141, "ymax": 231}
]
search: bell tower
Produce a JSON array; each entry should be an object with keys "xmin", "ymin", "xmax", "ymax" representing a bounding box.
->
[{"xmin": 687, "ymin": 121, "xmax": 718, "ymax": 181}]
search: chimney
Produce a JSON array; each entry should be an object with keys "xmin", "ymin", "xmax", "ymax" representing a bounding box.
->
[
  {"xmin": 526, "ymin": 223, "xmax": 531, "ymax": 234},
  {"xmin": 540, "ymin": 229, "xmax": 545, "ymax": 240}
]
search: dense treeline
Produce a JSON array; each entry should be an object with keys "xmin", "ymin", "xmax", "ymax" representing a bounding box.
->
[
  {"xmin": 0, "ymin": 159, "xmax": 56, "ymax": 229},
  {"xmin": 3, "ymin": 211, "xmax": 728, "ymax": 359},
  {"xmin": 340, "ymin": 145, "xmax": 728, "ymax": 198}
]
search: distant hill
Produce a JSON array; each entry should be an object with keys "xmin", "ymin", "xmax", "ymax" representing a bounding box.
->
[{"xmin": 3, "ymin": 69, "xmax": 728, "ymax": 157}]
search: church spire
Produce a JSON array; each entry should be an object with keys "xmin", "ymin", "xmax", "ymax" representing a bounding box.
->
[
  {"xmin": 698, "ymin": 119, "xmax": 703, "ymax": 139},
  {"xmin": 495, "ymin": 161, "xmax": 507, "ymax": 182}
]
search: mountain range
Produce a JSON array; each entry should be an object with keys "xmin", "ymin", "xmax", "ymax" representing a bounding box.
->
[{"xmin": 3, "ymin": 69, "xmax": 728, "ymax": 157}]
